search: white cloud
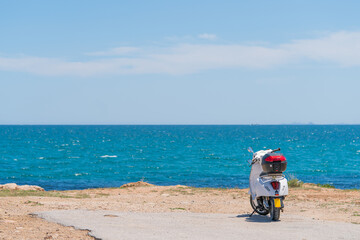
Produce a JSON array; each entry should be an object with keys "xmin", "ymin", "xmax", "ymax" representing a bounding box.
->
[
  {"xmin": 282, "ymin": 31, "xmax": 360, "ymax": 66},
  {"xmin": 0, "ymin": 45, "xmax": 288, "ymax": 76},
  {"xmin": 165, "ymin": 35, "xmax": 194, "ymax": 41},
  {"xmin": 1, "ymin": 31, "xmax": 360, "ymax": 76},
  {"xmin": 86, "ymin": 47, "xmax": 140, "ymax": 56},
  {"xmin": 198, "ymin": 33, "xmax": 217, "ymax": 40}
]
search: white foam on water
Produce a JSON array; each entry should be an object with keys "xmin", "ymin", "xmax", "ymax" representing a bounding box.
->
[
  {"xmin": 100, "ymin": 155, "xmax": 118, "ymax": 158},
  {"xmin": 74, "ymin": 173, "xmax": 89, "ymax": 176}
]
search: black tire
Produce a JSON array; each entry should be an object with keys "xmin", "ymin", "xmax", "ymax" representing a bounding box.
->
[
  {"xmin": 250, "ymin": 196, "xmax": 269, "ymax": 215},
  {"xmin": 269, "ymin": 199, "xmax": 281, "ymax": 221}
]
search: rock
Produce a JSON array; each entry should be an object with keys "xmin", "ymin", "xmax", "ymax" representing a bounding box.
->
[
  {"xmin": 0, "ymin": 183, "xmax": 44, "ymax": 191},
  {"xmin": 120, "ymin": 181, "xmax": 155, "ymax": 188},
  {"xmin": 18, "ymin": 185, "xmax": 45, "ymax": 191},
  {"xmin": 1, "ymin": 183, "xmax": 17, "ymax": 190}
]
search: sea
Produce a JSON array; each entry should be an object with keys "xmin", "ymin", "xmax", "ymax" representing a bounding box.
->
[{"xmin": 0, "ymin": 125, "xmax": 359, "ymax": 190}]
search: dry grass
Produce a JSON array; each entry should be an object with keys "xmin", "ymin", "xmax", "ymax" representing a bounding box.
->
[{"xmin": 0, "ymin": 189, "xmax": 90, "ymax": 198}]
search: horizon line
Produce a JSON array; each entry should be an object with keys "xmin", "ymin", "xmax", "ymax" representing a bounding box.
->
[{"xmin": 0, "ymin": 123, "xmax": 359, "ymax": 126}]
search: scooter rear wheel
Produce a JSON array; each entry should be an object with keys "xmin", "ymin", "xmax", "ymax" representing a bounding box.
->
[
  {"xmin": 250, "ymin": 196, "xmax": 269, "ymax": 215},
  {"xmin": 269, "ymin": 199, "xmax": 281, "ymax": 221}
]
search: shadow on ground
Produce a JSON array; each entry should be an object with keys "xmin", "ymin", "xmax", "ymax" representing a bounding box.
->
[{"xmin": 235, "ymin": 214, "xmax": 273, "ymax": 223}]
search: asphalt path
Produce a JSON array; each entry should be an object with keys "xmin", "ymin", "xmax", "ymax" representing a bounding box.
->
[{"xmin": 35, "ymin": 210, "xmax": 360, "ymax": 240}]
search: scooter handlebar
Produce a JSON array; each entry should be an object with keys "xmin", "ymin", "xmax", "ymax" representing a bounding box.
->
[{"xmin": 271, "ymin": 148, "xmax": 281, "ymax": 153}]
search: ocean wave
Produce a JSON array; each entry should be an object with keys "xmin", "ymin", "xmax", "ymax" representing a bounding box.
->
[
  {"xmin": 74, "ymin": 173, "xmax": 89, "ymax": 176},
  {"xmin": 100, "ymin": 155, "xmax": 118, "ymax": 158}
]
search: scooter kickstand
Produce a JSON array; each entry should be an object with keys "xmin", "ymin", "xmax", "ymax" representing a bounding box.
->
[{"xmin": 249, "ymin": 209, "xmax": 256, "ymax": 217}]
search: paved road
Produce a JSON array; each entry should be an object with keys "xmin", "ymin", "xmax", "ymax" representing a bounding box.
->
[{"xmin": 35, "ymin": 210, "xmax": 360, "ymax": 240}]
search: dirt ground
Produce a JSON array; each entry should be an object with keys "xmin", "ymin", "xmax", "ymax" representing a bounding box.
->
[{"xmin": 0, "ymin": 182, "xmax": 359, "ymax": 239}]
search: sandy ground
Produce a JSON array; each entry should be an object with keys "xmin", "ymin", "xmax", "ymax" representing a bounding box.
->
[{"xmin": 0, "ymin": 182, "xmax": 360, "ymax": 239}]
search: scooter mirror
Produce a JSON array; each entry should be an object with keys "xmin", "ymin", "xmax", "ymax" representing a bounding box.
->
[{"xmin": 248, "ymin": 147, "xmax": 254, "ymax": 153}]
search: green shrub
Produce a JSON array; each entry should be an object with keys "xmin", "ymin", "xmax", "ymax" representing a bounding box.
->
[
  {"xmin": 316, "ymin": 183, "xmax": 335, "ymax": 188},
  {"xmin": 288, "ymin": 178, "xmax": 303, "ymax": 188}
]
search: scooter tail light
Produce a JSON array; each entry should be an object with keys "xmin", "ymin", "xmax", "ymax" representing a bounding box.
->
[
  {"xmin": 271, "ymin": 181, "xmax": 280, "ymax": 190},
  {"xmin": 264, "ymin": 155, "xmax": 286, "ymax": 162}
]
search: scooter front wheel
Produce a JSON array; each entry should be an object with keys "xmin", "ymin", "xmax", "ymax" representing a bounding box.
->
[
  {"xmin": 250, "ymin": 195, "xmax": 269, "ymax": 215},
  {"xmin": 269, "ymin": 199, "xmax": 281, "ymax": 221}
]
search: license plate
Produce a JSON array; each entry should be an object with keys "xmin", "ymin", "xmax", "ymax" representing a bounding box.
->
[{"xmin": 274, "ymin": 198, "xmax": 281, "ymax": 208}]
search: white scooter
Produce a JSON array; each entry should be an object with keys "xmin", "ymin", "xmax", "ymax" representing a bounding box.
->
[{"xmin": 248, "ymin": 147, "xmax": 288, "ymax": 221}]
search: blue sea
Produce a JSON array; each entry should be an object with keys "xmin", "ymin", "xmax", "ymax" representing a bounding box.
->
[{"xmin": 0, "ymin": 125, "xmax": 359, "ymax": 190}]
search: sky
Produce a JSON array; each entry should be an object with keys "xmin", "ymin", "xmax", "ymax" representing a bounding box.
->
[{"xmin": 1, "ymin": 0, "xmax": 360, "ymax": 124}]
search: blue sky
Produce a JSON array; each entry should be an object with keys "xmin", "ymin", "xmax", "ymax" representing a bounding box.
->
[{"xmin": 1, "ymin": 0, "xmax": 360, "ymax": 124}]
